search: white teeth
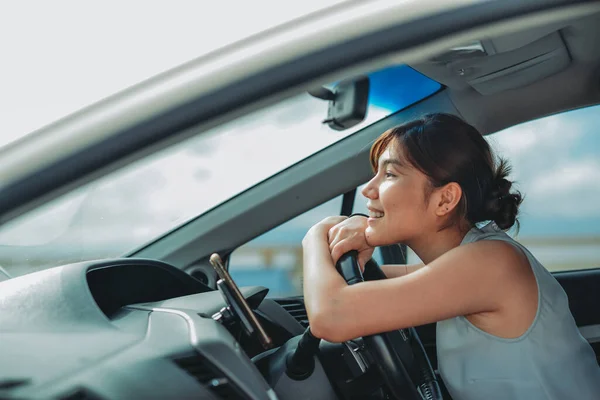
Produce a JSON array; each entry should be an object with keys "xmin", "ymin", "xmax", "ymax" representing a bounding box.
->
[{"xmin": 369, "ymin": 211, "xmax": 384, "ymax": 218}]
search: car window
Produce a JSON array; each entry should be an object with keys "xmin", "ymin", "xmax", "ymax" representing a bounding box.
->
[
  {"xmin": 228, "ymin": 194, "xmax": 385, "ymax": 297},
  {"xmin": 229, "ymin": 197, "xmax": 342, "ymax": 297},
  {"xmin": 488, "ymin": 105, "xmax": 600, "ymax": 272}
]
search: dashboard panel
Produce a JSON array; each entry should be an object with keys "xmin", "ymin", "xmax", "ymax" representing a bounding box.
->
[{"xmin": 0, "ymin": 258, "xmax": 305, "ymax": 400}]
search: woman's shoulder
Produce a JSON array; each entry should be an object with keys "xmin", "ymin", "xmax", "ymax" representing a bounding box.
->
[
  {"xmin": 462, "ymin": 238, "xmax": 527, "ymax": 265},
  {"xmin": 453, "ymin": 235, "xmax": 533, "ymax": 291}
]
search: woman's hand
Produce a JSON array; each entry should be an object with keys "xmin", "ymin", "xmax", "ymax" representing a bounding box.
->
[
  {"xmin": 328, "ymin": 215, "xmax": 374, "ymax": 268},
  {"xmin": 303, "ymin": 216, "xmax": 348, "ymax": 246}
]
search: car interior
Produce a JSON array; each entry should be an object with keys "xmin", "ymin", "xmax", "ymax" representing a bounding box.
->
[{"xmin": 0, "ymin": 1, "xmax": 599, "ymax": 399}]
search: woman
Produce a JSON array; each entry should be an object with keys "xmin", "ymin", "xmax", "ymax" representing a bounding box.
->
[{"xmin": 302, "ymin": 113, "xmax": 600, "ymax": 399}]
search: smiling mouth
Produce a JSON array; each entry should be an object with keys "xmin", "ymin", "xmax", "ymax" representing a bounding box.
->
[{"xmin": 368, "ymin": 210, "xmax": 384, "ymax": 219}]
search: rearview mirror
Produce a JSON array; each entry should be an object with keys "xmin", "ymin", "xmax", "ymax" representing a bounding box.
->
[{"xmin": 309, "ymin": 76, "xmax": 370, "ymax": 131}]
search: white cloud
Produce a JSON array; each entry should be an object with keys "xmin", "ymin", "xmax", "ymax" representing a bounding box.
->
[
  {"xmin": 490, "ymin": 113, "xmax": 582, "ymax": 161},
  {"xmin": 531, "ymin": 160, "xmax": 598, "ymax": 194},
  {"xmin": 488, "ymin": 108, "xmax": 599, "ymax": 219},
  {"xmin": 490, "ymin": 125, "xmax": 538, "ymax": 155},
  {"xmin": 527, "ymin": 159, "xmax": 600, "ymax": 217}
]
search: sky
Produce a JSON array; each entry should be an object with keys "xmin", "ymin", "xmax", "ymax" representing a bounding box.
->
[
  {"xmin": 0, "ymin": 1, "xmax": 598, "ymax": 275},
  {"xmin": 490, "ymin": 107, "xmax": 600, "ymax": 225}
]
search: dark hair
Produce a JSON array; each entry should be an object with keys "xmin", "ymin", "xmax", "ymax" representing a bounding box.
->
[{"xmin": 370, "ymin": 113, "xmax": 523, "ymax": 231}]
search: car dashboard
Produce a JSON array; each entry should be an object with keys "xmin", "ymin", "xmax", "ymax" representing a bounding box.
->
[{"xmin": 0, "ymin": 258, "xmax": 328, "ymax": 400}]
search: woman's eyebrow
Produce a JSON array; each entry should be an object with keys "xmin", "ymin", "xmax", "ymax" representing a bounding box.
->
[{"xmin": 381, "ymin": 158, "xmax": 404, "ymax": 168}]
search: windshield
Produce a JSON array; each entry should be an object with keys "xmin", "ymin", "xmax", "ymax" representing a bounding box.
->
[
  {"xmin": 0, "ymin": 1, "xmax": 349, "ymax": 148},
  {"xmin": 0, "ymin": 65, "xmax": 440, "ymax": 277}
]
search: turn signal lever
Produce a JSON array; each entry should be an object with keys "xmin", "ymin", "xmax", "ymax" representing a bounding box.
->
[{"xmin": 285, "ymin": 328, "xmax": 321, "ymax": 380}]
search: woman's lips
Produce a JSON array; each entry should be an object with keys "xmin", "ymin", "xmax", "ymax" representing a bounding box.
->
[
  {"xmin": 368, "ymin": 209, "xmax": 384, "ymax": 219},
  {"xmin": 367, "ymin": 215, "xmax": 383, "ymax": 224}
]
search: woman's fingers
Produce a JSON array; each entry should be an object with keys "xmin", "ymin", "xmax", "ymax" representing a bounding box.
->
[
  {"xmin": 311, "ymin": 215, "xmax": 374, "ymax": 268},
  {"xmin": 357, "ymin": 249, "xmax": 375, "ymax": 272},
  {"xmin": 327, "ymin": 223, "xmax": 348, "ymax": 244},
  {"xmin": 306, "ymin": 216, "xmax": 348, "ymax": 241},
  {"xmin": 329, "ymin": 225, "xmax": 352, "ymax": 250},
  {"xmin": 331, "ymin": 240, "xmax": 375, "ymax": 272},
  {"xmin": 331, "ymin": 239, "xmax": 354, "ymax": 265},
  {"xmin": 328, "ymin": 216, "xmax": 367, "ymax": 243},
  {"xmin": 318, "ymin": 216, "xmax": 348, "ymax": 234}
]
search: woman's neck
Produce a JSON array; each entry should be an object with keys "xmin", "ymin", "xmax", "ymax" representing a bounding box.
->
[{"xmin": 408, "ymin": 226, "xmax": 470, "ymax": 265}]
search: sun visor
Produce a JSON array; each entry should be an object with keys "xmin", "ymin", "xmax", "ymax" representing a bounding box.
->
[
  {"xmin": 447, "ymin": 32, "xmax": 571, "ymax": 95},
  {"xmin": 483, "ymin": 24, "xmax": 564, "ymax": 54}
]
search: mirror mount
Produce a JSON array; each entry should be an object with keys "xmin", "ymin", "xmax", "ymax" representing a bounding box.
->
[{"xmin": 309, "ymin": 76, "xmax": 369, "ymax": 131}]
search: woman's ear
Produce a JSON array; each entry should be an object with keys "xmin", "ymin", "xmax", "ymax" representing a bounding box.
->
[{"xmin": 434, "ymin": 182, "xmax": 462, "ymax": 217}]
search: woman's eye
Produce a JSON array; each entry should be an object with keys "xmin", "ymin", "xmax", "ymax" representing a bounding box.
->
[{"xmin": 385, "ymin": 171, "xmax": 396, "ymax": 178}]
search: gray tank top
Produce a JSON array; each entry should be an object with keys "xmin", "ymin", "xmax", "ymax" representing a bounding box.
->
[{"xmin": 437, "ymin": 222, "xmax": 600, "ymax": 400}]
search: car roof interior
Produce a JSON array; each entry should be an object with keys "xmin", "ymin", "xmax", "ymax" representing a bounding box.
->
[
  {"xmin": 132, "ymin": 5, "xmax": 600, "ymax": 271},
  {"xmin": 412, "ymin": 10, "xmax": 600, "ymax": 135}
]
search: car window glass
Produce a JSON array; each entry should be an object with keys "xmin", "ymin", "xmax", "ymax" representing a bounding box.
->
[
  {"xmin": 488, "ymin": 105, "xmax": 599, "ymax": 272},
  {"xmin": 229, "ymin": 197, "xmax": 343, "ymax": 297},
  {"xmin": 229, "ymin": 192, "xmax": 387, "ymax": 296}
]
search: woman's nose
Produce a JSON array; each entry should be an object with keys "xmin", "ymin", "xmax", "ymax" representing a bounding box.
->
[{"xmin": 361, "ymin": 178, "xmax": 378, "ymax": 199}]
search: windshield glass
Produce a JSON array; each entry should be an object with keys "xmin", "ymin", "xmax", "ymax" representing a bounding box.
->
[
  {"xmin": 0, "ymin": 65, "xmax": 440, "ymax": 277},
  {"xmin": 0, "ymin": 1, "xmax": 349, "ymax": 148}
]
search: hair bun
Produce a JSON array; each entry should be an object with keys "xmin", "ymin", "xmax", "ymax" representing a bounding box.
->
[{"xmin": 484, "ymin": 159, "xmax": 523, "ymax": 230}]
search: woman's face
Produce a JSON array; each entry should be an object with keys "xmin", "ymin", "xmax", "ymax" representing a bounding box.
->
[{"xmin": 361, "ymin": 143, "xmax": 435, "ymax": 246}]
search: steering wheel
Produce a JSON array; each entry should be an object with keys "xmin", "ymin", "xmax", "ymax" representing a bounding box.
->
[{"xmin": 336, "ymin": 251, "xmax": 443, "ymax": 400}]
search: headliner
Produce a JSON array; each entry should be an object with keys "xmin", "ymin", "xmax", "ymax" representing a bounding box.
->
[{"xmin": 411, "ymin": 10, "xmax": 600, "ymax": 135}]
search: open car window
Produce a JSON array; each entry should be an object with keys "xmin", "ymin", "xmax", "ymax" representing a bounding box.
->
[{"xmin": 490, "ymin": 105, "xmax": 600, "ymax": 272}]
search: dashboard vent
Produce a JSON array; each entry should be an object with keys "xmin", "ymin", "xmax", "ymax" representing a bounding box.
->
[
  {"xmin": 174, "ymin": 354, "xmax": 246, "ymax": 399},
  {"xmin": 273, "ymin": 298, "xmax": 308, "ymax": 328}
]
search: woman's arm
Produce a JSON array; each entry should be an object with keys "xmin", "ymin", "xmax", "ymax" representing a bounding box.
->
[
  {"xmin": 303, "ymin": 218, "xmax": 530, "ymax": 343},
  {"xmin": 302, "ymin": 218, "xmax": 350, "ymax": 330},
  {"xmin": 381, "ymin": 263, "xmax": 424, "ymax": 279}
]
